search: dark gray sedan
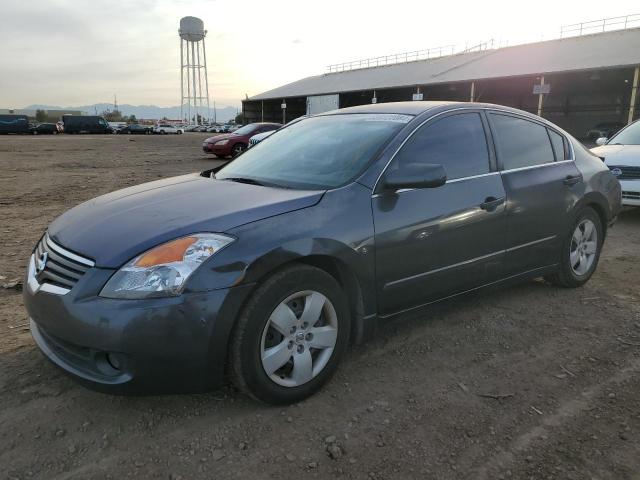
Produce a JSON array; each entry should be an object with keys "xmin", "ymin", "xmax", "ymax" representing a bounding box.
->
[{"xmin": 24, "ymin": 102, "xmax": 621, "ymax": 404}]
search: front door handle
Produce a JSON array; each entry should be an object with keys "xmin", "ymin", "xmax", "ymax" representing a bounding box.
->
[
  {"xmin": 563, "ymin": 174, "xmax": 582, "ymax": 186},
  {"xmin": 480, "ymin": 196, "xmax": 505, "ymax": 211}
]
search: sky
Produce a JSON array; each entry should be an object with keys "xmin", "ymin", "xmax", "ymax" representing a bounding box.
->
[{"xmin": 0, "ymin": 0, "xmax": 638, "ymax": 109}]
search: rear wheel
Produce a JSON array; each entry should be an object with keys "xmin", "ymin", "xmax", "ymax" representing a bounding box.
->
[
  {"xmin": 229, "ymin": 264, "xmax": 350, "ymax": 404},
  {"xmin": 545, "ymin": 207, "xmax": 603, "ymax": 288}
]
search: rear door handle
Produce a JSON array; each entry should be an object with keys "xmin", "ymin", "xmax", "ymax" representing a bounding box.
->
[
  {"xmin": 480, "ymin": 196, "xmax": 505, "ymax": 211},
  {"xmin": 563, "ymin": 174, "xmax": 582, "ymax": 186}
]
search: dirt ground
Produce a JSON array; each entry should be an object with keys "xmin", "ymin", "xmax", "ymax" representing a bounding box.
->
[{"xmin": 1, "ymin": 134, "xmax": 639, "ymax": 480}]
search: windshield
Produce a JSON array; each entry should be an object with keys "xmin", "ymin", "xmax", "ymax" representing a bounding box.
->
[
  {"xmin": 216, "ymin": 113, "xmax": 412, "ymax": 189},
  {"xmin": 608, "ymin": 121, "xmax": 640, "ymax": 145},
  {"xmin": 233, "ymin": 124, "xmax": 259, "ymax": 135}
]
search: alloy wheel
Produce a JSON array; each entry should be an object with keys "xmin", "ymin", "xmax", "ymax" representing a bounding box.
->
[
  {"xmin": 260, "ymin": 290, "xmax": 338, "ymax": 387},
  {"xmin": 569, "ymin": 219, "xmax": 598, "ymax": 276}
]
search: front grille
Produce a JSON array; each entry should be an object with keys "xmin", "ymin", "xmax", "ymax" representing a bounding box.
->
[
  {"xmin": 609, "ymin": 165, "xmax": 640, "ymax": 180},
  {"xmin": 34, "ymin": 234, "xmax": 94, "ymax": 290},
  {"xmin": 622, "ymin": 191, "xmax": 640, "ymax": 200}
]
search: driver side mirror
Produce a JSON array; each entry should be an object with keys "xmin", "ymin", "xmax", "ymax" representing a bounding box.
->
[
  {"xmin": 595, "ymin": 137, "xmax": 608, "ymax": 146},
  {"xmin": 383, "ymin": 163, "xmax": 447, "ymax": 191}
]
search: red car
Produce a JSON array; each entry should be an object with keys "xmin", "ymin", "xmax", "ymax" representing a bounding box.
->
[{"xmin": 202, "ymin": 123, "xmax": 281, "ymax": 158}]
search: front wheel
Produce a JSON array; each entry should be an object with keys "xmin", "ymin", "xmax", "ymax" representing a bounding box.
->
[
  {"xmin": 545, "ymin": 207, "xmax": 603, "ymax": 288},
  {"xmin": 231, "ymin": 143, "xmax": 246, "ymax": 157},
  {"xmin": 229, "ymin": 264, "xmax": 350, "ymax": 404}
]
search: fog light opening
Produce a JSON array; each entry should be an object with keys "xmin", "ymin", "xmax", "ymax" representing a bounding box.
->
[{"xmin": 106, "ymin": 352, "xmax": 122, "ymax": 371}]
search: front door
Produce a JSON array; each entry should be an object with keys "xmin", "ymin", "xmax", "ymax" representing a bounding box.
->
[{"xmin": 373, "ymin": 111, "xmax": 507, "ymax": 316}]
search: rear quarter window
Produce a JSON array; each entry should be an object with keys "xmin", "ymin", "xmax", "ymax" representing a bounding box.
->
[{"xmin": 548, "ymin": 129, "xmax": 569, "ymax": 161}]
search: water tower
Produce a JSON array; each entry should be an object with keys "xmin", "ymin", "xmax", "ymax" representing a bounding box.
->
[{"xmin": 179, "ymin": 16, "xmax": 211, "ymax": 125}]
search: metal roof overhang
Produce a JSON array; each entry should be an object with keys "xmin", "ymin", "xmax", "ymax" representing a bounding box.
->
[{"xmin": 248, "ymin": 28, "xmax": 640, "ymax": 101}]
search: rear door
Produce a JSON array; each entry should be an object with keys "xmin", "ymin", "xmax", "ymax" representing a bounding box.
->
[
  {"xmin": 487, "ymin": 112, "xmax": 581, "ymax": 276},
  {"xmin": 373, "ymin": 110, "xmax": 507, "ymax": 315}
]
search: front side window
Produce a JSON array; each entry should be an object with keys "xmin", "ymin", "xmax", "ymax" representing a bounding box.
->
[
  {"xmin": 607, "ymin": 121, "xmax": 640, "ymax": 145},
  {"xmin": 216, "ymin": 114, "xmax": 411, "ymax": 189},
  {"xmin": 391, "ymin": 112, "xmax": 490, "ymax": 180},
  {"xmin": 490, "ymin": 114, "xmax": 555, "ymax": 170}
]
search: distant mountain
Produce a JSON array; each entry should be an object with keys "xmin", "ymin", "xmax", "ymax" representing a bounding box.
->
[{"xmin": 24, "ymin": 103, "xmax": 239, "ymax": 122}]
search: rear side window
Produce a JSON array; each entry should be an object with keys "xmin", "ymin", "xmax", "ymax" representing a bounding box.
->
[
  {"xmin": 548, "ymin": 129, "xmax": 569, "ymax": 161},
  {"xmin": 394, "ymin": 112, "xmax": 490, "ymax": 180},
  {"xmin": 489, "ymin": 114, "xmax": 555, "ymax": 170}
]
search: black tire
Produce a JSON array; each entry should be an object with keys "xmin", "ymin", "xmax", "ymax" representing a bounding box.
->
[
  {"xmin": 229, "ymin": 264, "xmax": 350, "ymax": 405},
  {"xmin": 545, "ymin": 207, "xmax": 603, "ymax": 288},
  {"xmin": 231, "ymin": 143, "xmax": 246, "ymax": 157}
]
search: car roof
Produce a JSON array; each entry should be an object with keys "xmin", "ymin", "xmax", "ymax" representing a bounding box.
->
[{"xmin": 324, "ymin": 101, "xmax": 545, "ymax": 117}]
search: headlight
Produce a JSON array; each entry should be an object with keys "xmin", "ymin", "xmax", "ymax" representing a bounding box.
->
[
  {"xmin": 100, "ymin": 233, "xmax": 234, "ymax": 299},
  {"xmin": 214, "ymin": 139, "xmax": 229, "ymax": 146}
]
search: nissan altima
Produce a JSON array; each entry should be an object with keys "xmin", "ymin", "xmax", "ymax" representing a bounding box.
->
[{"xmin": 24, "ymin": 102, "xmax": 621, "ymax": 404}]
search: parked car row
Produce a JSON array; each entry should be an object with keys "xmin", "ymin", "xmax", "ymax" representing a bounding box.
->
[
  {"xmin": 185, "ymin": 124, "xmax": 242, "ymax": 133},
  {"xmin": 0, "ymin": 113, "xmax": 246, "ymax": 136}
]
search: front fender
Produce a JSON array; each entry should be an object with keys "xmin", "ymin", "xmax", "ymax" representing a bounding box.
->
[{"xmin": 186, "ymin": 183, "xmax": 377, "ymax": 316}]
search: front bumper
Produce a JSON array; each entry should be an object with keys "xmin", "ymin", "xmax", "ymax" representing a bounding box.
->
[
  {"xmin": 619, "ymin": 179, "xmax": 640, "ymax": 206},
  {"xmin": 24, "ymin": 263, "xmax": 254, "ymax": 394},
  {"xmin": 202, "ymin": 142, "xmax": 232, "ymax": 156}
]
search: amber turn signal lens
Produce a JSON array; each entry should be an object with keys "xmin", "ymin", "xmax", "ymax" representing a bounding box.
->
[{"xmin": 134, "ymin": 237, "xmax": 197, "ymax": 267}]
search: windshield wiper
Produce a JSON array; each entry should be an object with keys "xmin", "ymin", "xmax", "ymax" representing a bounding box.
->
[
  {"xmin": 218, "ymin": 176, "xmax": 291, "ymax": 189},
  {"xmin": 222, "ymin": 177, "xmax": 266, "ymax": 186}
]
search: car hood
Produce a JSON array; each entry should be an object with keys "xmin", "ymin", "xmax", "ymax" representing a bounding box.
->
[
  {"xmin": 591, "ymin": 144, "xmax": 640, "ymax": 167},
  {"xmin": 48, "ymin": 173, "xmax": 324, "ymax": 268}
]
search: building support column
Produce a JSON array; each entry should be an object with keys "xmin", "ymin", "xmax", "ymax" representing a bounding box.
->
[
  {"xmin": 470, "ymin": 81, "xmax": 475, "ymax": 102},
  {"xmin": 628, "ymin": 65, "xmax": 639, "ymax": 124},
  {"xmin": 537, "ymin": 75, "xmax": 545, "ymax": 117},
  {"xmin": 261, "ymin": 100, "xmax": 264, "ymax": 122}
]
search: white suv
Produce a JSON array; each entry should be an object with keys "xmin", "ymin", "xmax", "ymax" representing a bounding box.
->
[{"xmin": 153, "ymin": 124, "xmax": 184, "ymax": 135}]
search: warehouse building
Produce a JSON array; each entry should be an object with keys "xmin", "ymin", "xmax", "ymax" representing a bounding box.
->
[{"xmin": 243, "ymin": 22, "xmax": 640, "ymax": 139}]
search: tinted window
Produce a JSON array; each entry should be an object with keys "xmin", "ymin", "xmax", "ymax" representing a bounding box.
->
[
  {"xmin": 393, "ymin": 113, "xmax": 490, "ymax": 180},
  {"xmin": 548, "ymin": 129, "xmax": 567, "ymax": 161},
  {"xmin": 490, "ymin": 114, "xmax": 554, "ymax": 170}
]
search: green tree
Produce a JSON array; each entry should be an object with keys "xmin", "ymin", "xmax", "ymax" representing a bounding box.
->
[
  {"xmin": 127, "ymin": 114, "xmax": 137, "ymax": 124},
  {"xmin": 35, "ymin": 109, "xmax": 47, "ymax": 123},
  {"xmin": 234, "ymin": 112, "xmax": 244, "ymax": 125}
]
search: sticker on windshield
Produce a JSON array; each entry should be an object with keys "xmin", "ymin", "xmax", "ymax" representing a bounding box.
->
[{"xmin": 363, "ymin": 114, "xmax": 413, "ymax": 123}]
